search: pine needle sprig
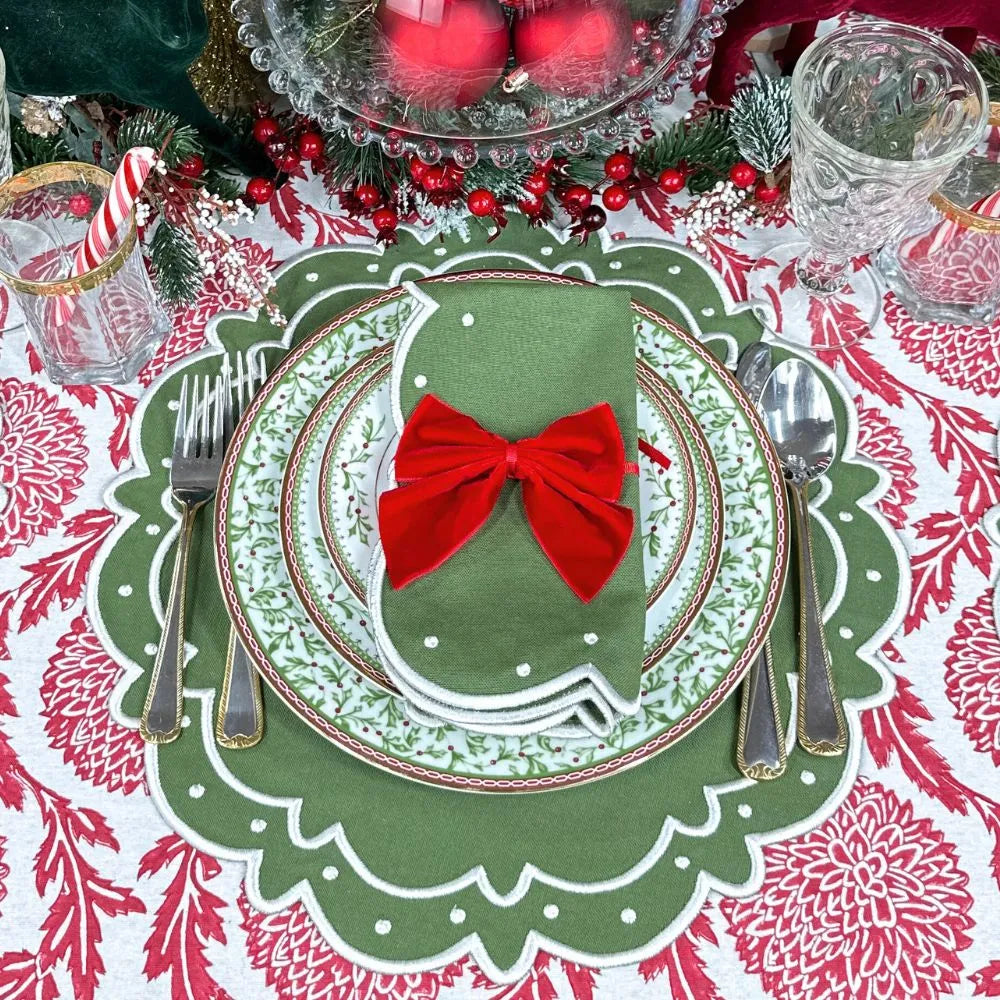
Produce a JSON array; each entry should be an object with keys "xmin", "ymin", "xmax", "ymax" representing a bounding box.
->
[
  {"xmin": 322, "ymin": 131, "xmax": 404, "ymax": 194},
  {"xmin": 9, "ymin": 118, "xmax": 69, "ymax": 172},
  {"xmin": 729, "ymin": 76, "xmax": 792, "ymax": 175},
  {"xmin": 116, "ymin": 109, "xmax": 202, "ymax": 168},
  {"xmin": 148, "ymin": 220, "xmax": 202, "ymax": 304},
  {"xmin": 972, "ymin": 46, "xmax": 1000, "ymax": 102},
  {"xmin": 634, "ymin": 111, "xmax": 739, "ymax": 193}
]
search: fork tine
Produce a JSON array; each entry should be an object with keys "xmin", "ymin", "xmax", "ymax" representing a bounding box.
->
[
  {"xmin": 236, "ymin": 350, "xmax": 247, "ymax": 421},
  {"xmin": 213, "ymin": 373, "xmax": 225, "ymax": 459},
  {"xmin": 256, "ymin": 352, "xmax": 267, "ymax": 393},
  {"xmin": 174, "ymin": 375, "xmax": 189, "ymax": 458},
  {"xmin": 187, "ymin": 375, "xmax": 200, "ymax": 459},
  {"xmin": 199, "ymin": 375, "xmax": 210, "ymax": 457}
]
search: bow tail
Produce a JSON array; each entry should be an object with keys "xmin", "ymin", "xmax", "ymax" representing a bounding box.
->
[
  {"xmin": 379, "ymin": 464, "xmax": 507, "ymax": 589},
  {"xmin": 522, "ymin": 477, "xmax": 635, "ymax": 604}
]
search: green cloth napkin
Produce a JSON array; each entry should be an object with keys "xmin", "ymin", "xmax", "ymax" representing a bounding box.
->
[{"xmin": 374, "ymin": 279, "xmax": 645, "ymax": 713}]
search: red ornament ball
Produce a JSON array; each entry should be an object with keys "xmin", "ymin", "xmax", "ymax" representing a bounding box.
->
[
  {"xmin": 67, "ymin": 192, "xmax": 93, "ymax": 218},
  {"xmin": 253, "ymin": 116, "xmax": 280, "ymax": 144},
  {"xmin": 176, "ymin": 153, "xmax": 204, "ymax": 179},
  {"xmin": 246, "ymin": 177, "xmax": 276, "ymax": 204},
  {"xmin": 657, "ymin": 168, "xmax": 685, "ymax": 195},
  {"xmin": 512, "ymin": 0, "xmax": 632, "ymax": 97},
  {"xmin": 373, "ymin": 207, "xmax": 398, "ymax": 230},
  {"xmin": 297, "ymin": 131, "xmax": 325, "ymax": 160},
  {"xmin": 625, "ymin": 55, "xmax": 644, "ymax": 77},
  {"xmin": 524, "ymin": 172, "xmax": 551, "ymax": 196},
  {"xmin": 562, "ymin": 184, "xmax": 593, "ymax": 211},
  {"xmin": 602, "ymin": 183, "xmax": 629, "ymax": 212},
  {"xmin": 355, "ymin": 183, "xmax": 382, "ymax": 208},
  {"xmin": 729, "ymin": 162, "xmax": 758, "ymax": 189},
  {"xmin": 632, "ymin": 19, "xmax": 651, "ymax": 43},
  {"xmin": 604, "ymin": 151, "xmax": 633, "ymax": 181},
  {"xmin": 377, "ymin": 0, "xmax": 509, "ymax": 111},
  {"xmin": 581, "ymin": 205, "xmax": 607, "ymax": 231},
  {"xmin": 755, "ymin": 182, "xmax": 782, "ymax": 203},
  {"xmin": 468, "ymin": 189, "xmax": 497, "ymax": 217}
]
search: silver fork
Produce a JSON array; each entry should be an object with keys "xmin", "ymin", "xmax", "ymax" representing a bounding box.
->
[
  {"xmin": 141, "ymin": 371, "xmax": 227, "ymax": 743},
  {"xmin": 215, "ymin": 352, "xmax": 267, "ymax": 749}
]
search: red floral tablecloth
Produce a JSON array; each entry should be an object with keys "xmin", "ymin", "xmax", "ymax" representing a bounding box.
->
[{"xmin": 2, "ymin": 151, "xmax": 1000, "ymax": 1000}]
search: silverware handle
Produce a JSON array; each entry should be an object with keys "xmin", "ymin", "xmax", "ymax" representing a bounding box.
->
[
  {"xmin": 736, "ymin": 637, "xmax": 786, "ymax": 779},
  {"xmin": 216, "ymin": 627, "xmax": 264, "ymax": 749},
  {"xmin": 792, "ymin": 483, "xmax": 846, "ymax": 756},
  {"xmin": 141, "ymin": 505, "xmax": 197, "ymax": 743}
]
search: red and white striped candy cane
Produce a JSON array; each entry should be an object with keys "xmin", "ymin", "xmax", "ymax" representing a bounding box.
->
[{"xmin": 52, "ymin": 146, "xmax": 157, "ymax": 325}]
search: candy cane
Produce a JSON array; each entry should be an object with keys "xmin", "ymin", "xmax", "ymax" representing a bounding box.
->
[{"xmin": 52, "ymin": 146, "xmax": 157, "ymax": 325}]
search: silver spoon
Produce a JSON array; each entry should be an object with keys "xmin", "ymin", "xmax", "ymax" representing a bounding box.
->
[
  {"xmin": 759, "ymin": 359, "xmax": 846, "ymax": 756},
  {"xmin": 734, "ymin": 344, "xmax": 786, "ymax": 780}
]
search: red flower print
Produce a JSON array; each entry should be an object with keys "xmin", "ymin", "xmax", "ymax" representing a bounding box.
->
[
  {"xmin": 945, "ymin": 589, "xmax": 1000, "ymax": 766},
  {"xmin": 884, "ymin": 291, "xmax": 1000, "ymax": 398},
  {"xmin": 722, "ymin": 780, "xmax": 974, "ymax": 1000},
  {"xmin": 0, "ymin": 378, "xmax": 88, "ymax": 558},
  {"xmin": 854, "ymin": 396, "xmax": 918, "ymax": 529},
  {"xmin": 42, "ymin": 613, "xmax": 145, "ymax": 795},
  {"xmin": 238, "ymin": 893, "xmax": 467, "ymax": 1000}
]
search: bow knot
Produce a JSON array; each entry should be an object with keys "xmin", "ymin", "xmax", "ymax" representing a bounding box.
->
[{"xmin": 378, "ymin": 394, "xmax": 651, "ymax": 603}]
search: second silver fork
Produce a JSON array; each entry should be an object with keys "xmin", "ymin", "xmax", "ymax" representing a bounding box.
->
[{"xmin": 215, "ymin": 352, "xmax": 267, "ymax": 749}]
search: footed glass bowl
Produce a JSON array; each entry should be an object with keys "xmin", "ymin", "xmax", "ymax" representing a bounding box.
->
[{"xmin": 233, "ymin": 0, "xmax": 734, "ymax": 166}]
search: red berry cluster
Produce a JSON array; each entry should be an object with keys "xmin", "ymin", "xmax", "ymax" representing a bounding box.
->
[{"xmin": 245, "ymin": 106, "xmax": 325, "ymax": 206}]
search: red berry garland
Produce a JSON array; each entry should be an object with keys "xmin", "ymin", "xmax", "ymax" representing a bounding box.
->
[
  {"xmin": 729, "ymin": 162, "xmax": 757, "ymax": 189},
  {"xmin": 562, "ymin": 184, "xmax": 593, "ymax": 213},
  {"xmin": 253, "ymin": 116, "xmax": 280, "ymax": 144},
  {"xmin": 176, "ymin": 154, "xmax": 204, "ymax": 179},
  {"xmin": 657, "ymin": 168, "xmax": 685, "ymax": 194},
  {"xmin": 372, "ymin": 207, "xmax": 398, "ymax": 231},
  {"xmin": 297, "ymin": 131, "xmax": 325, "ymax": 160},
  {"xmin": 68, "ymin": 192, "xmax": 93, "ymax": 218},
  {"xmin": 518, "ymin": 192, "xmax": 544, "ymax": 215},
  {"xmin": 755, "ymin": 182, "xmax": 782, "ymax": 203},
  {"xmin": 467, "ymin": 189, "xmax": 497, "ymax": 217},
  {"xmin": 246, "ymin": 177, "xmax": 276, "ymax": 204},
  {"xmin": 355, "ymin": 183, "xmax": 382, "ymax": 208},
  {"xmin": 602, "ymin": 184, "xmax": 629, "ymax": 212},
  {"xmin": 604, "ymin": 151, "xmax": 633, "ymax": 182},
  {"xmin": 523, "ymin": 172, "xmax": 551, "ymax": 196}
]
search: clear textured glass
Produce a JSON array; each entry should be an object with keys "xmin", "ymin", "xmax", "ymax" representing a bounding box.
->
[
  {"xmin": 0, "ymin": 163, "xmax": 169, "ymax": 384},
  {"xmin": 749, "ymin": 21, "xmax": 989, "ymax": 350},
  {"xmin": 0, "ymin": 48, "xmax": 12, "ymax": 183},
  {"xmin": 878, "ymin": 105, "xmax": 1000, "ymax": 326},
  {"xmin": 234, "ymin": 0, "xmax": 700, "ymax": 162}
]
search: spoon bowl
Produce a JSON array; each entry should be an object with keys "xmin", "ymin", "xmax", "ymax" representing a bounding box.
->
[{"xmin": 759, "ymin": 358, "xmax": 837, "ymax": 482}]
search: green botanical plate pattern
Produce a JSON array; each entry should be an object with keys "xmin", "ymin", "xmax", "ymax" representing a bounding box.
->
[
  {"xmin": 217, "ymin": 272, "xmax": 783, "ymax": 791},
  {"xmin": 95, "ymin": 223, "xmax": 907, "ymax": 982}
]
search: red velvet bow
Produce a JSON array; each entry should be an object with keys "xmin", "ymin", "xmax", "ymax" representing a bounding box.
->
[{"xmin": 379, "ymin": 394, "xmax": 651, "ymax": 603}]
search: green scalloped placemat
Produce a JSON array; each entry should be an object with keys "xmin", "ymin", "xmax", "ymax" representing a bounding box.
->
[{"xmin": 93, "ymin": 220, "xmax": 907, "ymax": 983}]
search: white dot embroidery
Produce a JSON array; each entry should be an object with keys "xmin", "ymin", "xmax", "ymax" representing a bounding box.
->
[
  {"xmin": 450, "ymin": 907, "xmax": 466, "ymax": 924},
  {"xmin": 867, "ymin": 569, "xmax": 882, "ymax": 582},
  {"xmin": 375, "ymin": 919, "xmax": 392, "ymax": 935},
  {"xmin": 608, "ymin": 260, "xmax": 622, "ymax": 270},
  {"xmin": 366, "ymin": 263, "xmax": 380, "ymax": 272},
  {"xmin": 621, "ymin": 908, "xmax": 637, "ymax": 925},
  {"xmin": 583, "ymin": 633, "xmax": 599, "ymax": 646},
  {"xmin": 167, "ymin": 399, "xmax": 180, "ymax": 411},
  {"xmin": 145, "ymin": 523, "xmax": 161, "ymax": 535},
  {"xmin": 674, "ymin": 856, "xmax": 690, "ymax": 869},
  {"xmin": 414, "ymin": 375, "xmax": 428, "ymax": 389},
  {"xmin": 322, "ymin": 866, "xmax": 339, "ymax": 881},
  {"xmin": 668, "ymin": 265, "xmax": 681, "ymax": 275},
  {"xmin": 461, "ymin": 313, "xmax": 475, "ymax": 327},
  {"xmin": 543, "ymin": 904, "xmax": 559, "ymax": 919},
  {"xmin": 118, "ymin": 584, "xmax": 133, "ymax": 597},
  {"xmin": 838, "ymin": 511, "xmax": 853, "ymax": 522},
  {"xmin": 188, "ymin": 784, "xmax": 205, "ymax": 799},
  {"xmin": 434, "ymin": 247, "xmax": 448, "ymax": 256},
  {"xmin": 516, "ymin": 663, "xmax": 531, "ymax": 678},
  {"xmin": 144, "ymin": 643, "xmax": 158, "ymax": 656},
  {"xmin": 424, "ymin": 636, "xmax": 439, "ymax": 649},
  {"xmin": 701, "ymin": 307, "xmax": 715, "ymax": 317},
  {"xmin": 181, "ymin": 715, "xmax": 192, "ymax": 728},
  {"xmin": 738, "ymin": 803, "xmax": 752, "ymax": 819},
  {"xmin": 540, "ymin": 246, "xmax": 554, "ymax": 256},
  {"xmin": 250, "ymin": 818, "xmax": 267, "ymax": 833},
  {"xmin": 839, "ymin": 626, "xmax": 854, "ymax": 640},
  {"xmin": 161, "ymin": 457, "xmax": 172, "ymax": 468},
  {"xmin": 801, "ymin": 770, "xmax": 816, "ymax": 785},
  {"xmin": 305, "ymin": 271, "xmax": 319, "ymax": 282}
]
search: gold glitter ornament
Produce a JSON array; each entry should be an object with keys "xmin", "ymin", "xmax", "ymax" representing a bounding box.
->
[{"xmin": 187, "ymin": 0, "xmax": 261, "ymax": 114}]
